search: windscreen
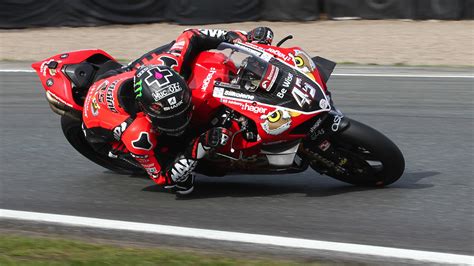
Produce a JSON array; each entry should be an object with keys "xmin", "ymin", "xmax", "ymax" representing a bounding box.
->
[{"xmin": 215, "ymin": 43, "xmax": 330, "ymax": 114}]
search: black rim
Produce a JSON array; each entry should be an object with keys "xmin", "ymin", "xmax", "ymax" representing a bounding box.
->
[{"xmin": 334, "ymin": 143, "xmax": 383, "ymax": 180}]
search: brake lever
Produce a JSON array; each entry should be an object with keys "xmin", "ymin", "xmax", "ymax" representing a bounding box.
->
[{"xmin": 276, "ymin": 35, "xmax": 293, "ymax": 47}]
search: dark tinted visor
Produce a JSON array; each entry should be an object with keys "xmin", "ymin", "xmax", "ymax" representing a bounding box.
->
[{"xmin": 148, "ymin": 102, "xmax": 193, "ymax": 135}]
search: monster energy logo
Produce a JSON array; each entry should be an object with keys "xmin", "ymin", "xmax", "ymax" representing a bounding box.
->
[{"xmin": 134, "ymin": 79, "xmax": 143, "ymax": 99}]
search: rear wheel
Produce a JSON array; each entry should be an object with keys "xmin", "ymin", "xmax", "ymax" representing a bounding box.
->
[
  {"xmin": 61, "ymin": 115, "xmax": 144, "ymax": 174},
  {"xmin": 307, "ymin": 118, "xmax": 405, "ymax": 186}
]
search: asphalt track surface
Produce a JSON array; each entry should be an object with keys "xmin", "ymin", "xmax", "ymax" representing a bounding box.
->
[{"xmin": 1, "ymin": 66, "xmax": 473, "ymax": 258}]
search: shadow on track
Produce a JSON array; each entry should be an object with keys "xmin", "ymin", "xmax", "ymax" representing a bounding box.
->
[{"xmin": 141, "ymin": 171, "xmax": 439, "ymax": 199}]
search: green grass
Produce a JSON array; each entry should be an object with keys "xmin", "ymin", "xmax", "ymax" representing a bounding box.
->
[{"xmin": 0, "ymin": 234, "xmax": 318, "ymax": 266}]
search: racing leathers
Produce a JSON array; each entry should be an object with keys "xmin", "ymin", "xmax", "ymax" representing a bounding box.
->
[{"xmin": 82, "ymin": 28, "xmax": 271, "ymax": 191}]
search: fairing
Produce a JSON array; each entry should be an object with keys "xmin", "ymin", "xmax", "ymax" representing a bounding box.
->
[
  {"xmin": 32, "ymin": 49, "xmax": 116, "ymax": 111},
  {"xmin": 188, "ymin": 43, "xmax": 332, "ymax": 159}
]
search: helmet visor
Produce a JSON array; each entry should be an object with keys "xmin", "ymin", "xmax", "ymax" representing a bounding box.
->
[{"xmin": 147, "ymin": 101, "xmax": 193, "ymax": 136}]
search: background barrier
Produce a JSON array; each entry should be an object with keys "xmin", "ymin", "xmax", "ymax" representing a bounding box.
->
[
  {"xmin": 1, "ymin": 0, "xmax": 472, "ymax": 29},
  {"xmin": 325, "ymin": 0, "xmax": 473, "ymax": 19}
]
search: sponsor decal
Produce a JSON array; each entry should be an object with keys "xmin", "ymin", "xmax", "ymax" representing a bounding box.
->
[
  {"xmin": 152, "ymin": 82, "xmax": 182, "ymax": 101},
  {"xmin": 91, "ymin": 98, "xmax": 100, "ymax": 116},
  {"xmin": 163, "ymin": 97, "xmax": 184, "ymax": 111},
  {"xmin": 144, "ymin": 66, "xmax": 173, "ymax": 87},
  {"xmin": 310, "ymin": 128, "xmax": 325, "ymax": 141},
  {"xmin": 96, "ymin": 80, "xmax": 109, "ymax": 92},
  {"xmin": 213, "ymin": 87, "xmax": 224, "ymax": 98},
  {"xmin": 214, "ymin": 81, "xmax": 240, "ymax": 90},
  {"xmin": 167, "ymin": 96, "xmax": 177, "ymax": 105},
  {"xmin": 331, "ymin": 115, "xmax": 344, "ymax": 132},
  {"xmin": 260, "ymin": 108, "xmax": 300, "ymax": 135},
  {"xmin": 309, "ymin": 117, "xmax": 323, "ymax": 134},
  {"xmin": 266, "ymin": 47, "xmax": 293, "ymax": 63},
  {"xmin": 223, "ymin": 90, "xmax": 254, "ymax": 100},
  {"xmin": 201, "ymin": 67, "xmax": 216, "ymax": 92},
  {"xmin": 199, "ymin": 29, "xmax": 227, "ymax": 38},
  {"xmin": 234, "ymin": 43, "xmax": 272, "ymax": 61},
  {"xmin": 293, "ymin": 49, "xmax": 317, "ymax": 81},
  {"xmin": 106, "ymin": 80, "xmax": 119, "ymax": 113},
  {"xmin": 227, "ymin": 100, "xmax": 242, "ymax": 106},
  {"xmin": 134, "ymin": 156, "xmax": 151, "ymax": 165},
  {"xmin": 339, "ymin": 158, "xmax": 348, "ymax": 166},
  {"xmin": 319, "ymin": 99, "xmax": 329, "ymax": 109},
  {"xmin": 170, "ymin": 158, "xmax": 197, "ymax": 182},
  {"xmin": 134, "ymin": 79, "xmax": 143, "ymax": 99},
  {"xmin": 40, "ymin": 59, "xmax": 54, "ymax": 77},
  {"xmin": 294, "ymin": 50, "xmax": 316, "ymax": 69},
  {"xmin": 113, "ymin": 121, "xmax": 128, "ymax": 141},
  {"xmin": 241, "ymin": 102, "xmax": 267, "ymax": 114},
  {"xmin": 222, "ymin": 99, "xmax": 242, "ymax": 110},
  {"xmin": 136, "ymin": 67, "xmax": 148, "ymax": 78},
  {"xmin": 276, "ymin": 72, "xmax": 293, "ymax": 98},
  {"xmin": 97, "ymin": 80, "xmax": 109, "ymax": 102},
  {"xmin": 145, "ymin": 167, "xmax": 158, "ymax": 174},
  {"xmin": 319, "ymin": 140, "xmax": 331, "ymax": 151},
  {"xmin": 131, "ymin": 153, "xmax": 149, "ymax": 159},
  {"xmin": 60, "ymin": 53, "xmax": 69, "ymax": 59},
  {"xmin": 282, "ymin": 72, "xmax": 293, "ymax": 88},
  {"xmin": 98, "ymin": 93, "xmax": 105, "ymax": 103},
  {"xmin": 46, "ymin": 78, "xmax": 54, "ymax": 87},
  {"xmin": 260, "ymin": 65, "xmax": 279, "ymax": 91}
]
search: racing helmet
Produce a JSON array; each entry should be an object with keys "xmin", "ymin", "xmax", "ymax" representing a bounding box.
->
[
  {"xmin": 134, "ymin": 65, "xmax": 193, "ymax": 136},
  {"xmin": 235, "ymin": 57, "xmax": 279, "ymax": 92}
]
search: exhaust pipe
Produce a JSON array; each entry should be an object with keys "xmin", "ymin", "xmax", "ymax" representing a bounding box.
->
[{"xmin": 45, "ymin": 91, "xmax": 82, "ymax": 121}]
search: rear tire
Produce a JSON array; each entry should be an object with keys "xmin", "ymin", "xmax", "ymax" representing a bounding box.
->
[
  {"xmin": 61, "ymin": 115, "xmax": 144, "ymax": 174},
  {"xmin": 310, "ymin": 118, "xmax": 405, "ymax": 186}
]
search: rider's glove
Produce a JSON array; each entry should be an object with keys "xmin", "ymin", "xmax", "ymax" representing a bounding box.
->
[
  {"xmin": 224, "ymin": 31, "xmax": 248, "ymax": 44},
  {"xmin": 200, "ymin": 127, "xmax": 231, "ymax": 149},
  {"xmin": 247, "ymin": 27, "xmax": 274, "ymax": 45},
  {"xmin": 184, "ymin": 127, "xmax": 231, "ymax": 161},
  {"xmin": 162, "ymin": 155, "xmax": 197, "ymax": 195}
]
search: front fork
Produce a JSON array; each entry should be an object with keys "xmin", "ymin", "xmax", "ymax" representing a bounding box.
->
[{"xmin": 299, "ymin": 106, "xmax": 351, "ymax": 175}]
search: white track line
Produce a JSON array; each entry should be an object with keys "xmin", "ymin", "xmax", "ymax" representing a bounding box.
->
[
  {"xmin": 1, "ymin": 209, "xmax": 472, "ymax": 265},
  {"xmin": 0, "ymin": 69, "xmax": 35, "ymax": 73},
  {"xmin": 0, "ymin": 69, "xmax": 473, "ymax": 78},
  {"xmin": 332, "ymin": 73, "xmax": 474, "ymax": 78}
]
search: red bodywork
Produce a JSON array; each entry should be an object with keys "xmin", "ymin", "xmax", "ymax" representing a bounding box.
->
[
  {"xmin": 32, "ymin": 49, "xmax": 116, "ymax": 112},
  {"xmin": 32, "ymin": 44, "xmax": 328, "ymax": 160},
  {"xmin": 187, "ymin": 43, "xmax": 329, "ymax": 158}
]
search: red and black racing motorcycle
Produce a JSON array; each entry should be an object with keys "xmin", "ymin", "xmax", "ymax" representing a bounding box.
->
[{"xmin": 32, "ymin": 36, "xmax": 404, "ymax": 187}]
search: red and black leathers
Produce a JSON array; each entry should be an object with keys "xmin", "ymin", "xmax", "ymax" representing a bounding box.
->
[
  {"xmin": 82, "ymin": 28, "xmax": 246, "ymax": 187},
  {"xmin": 128, "ymin": 29, "xmax": 247, "ymax": 77}
]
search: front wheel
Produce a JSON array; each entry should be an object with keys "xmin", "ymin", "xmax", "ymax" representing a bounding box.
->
[{"xmin": 306, "ymin": 118, "xmax": 405, "ymax": 186}]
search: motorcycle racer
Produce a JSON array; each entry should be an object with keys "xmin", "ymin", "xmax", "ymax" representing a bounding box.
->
[{"xmin": 82, "ymin": 27, "xmax": 274, "ymax": 195}]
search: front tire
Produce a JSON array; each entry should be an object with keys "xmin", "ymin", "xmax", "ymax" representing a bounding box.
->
[
  {"xmin": 61, "ymin": 115, "xmax": 144, "ymax": 174},
  {"xmin": 309, "ymin": 118, "xmax": 405, "ymax": 186}
]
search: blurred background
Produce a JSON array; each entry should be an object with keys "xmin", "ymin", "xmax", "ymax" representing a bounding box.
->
[
  {"xmin": 0, "ymin": 0, "xmax": 473, "ymax": 28},
  {"xmin": 0, "ymin": 1, "xmax": 473, "ymax": 265},
  {"xmin": 1, "ymin": 0, "xmax": 473, "ymax": 66}
]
